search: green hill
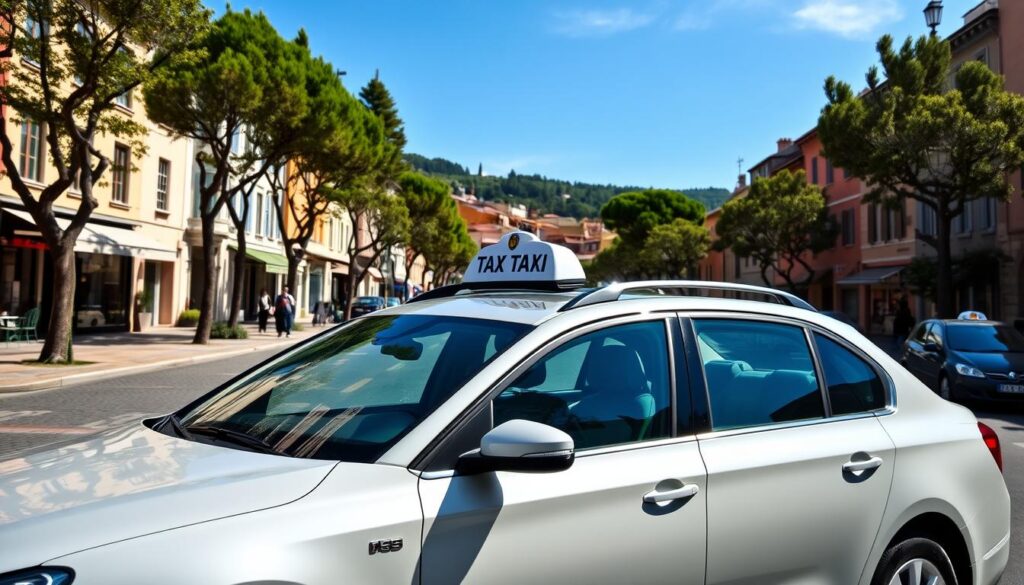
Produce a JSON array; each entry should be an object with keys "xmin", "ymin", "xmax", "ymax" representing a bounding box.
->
[{"xmin": 404, "ymin": 153, "xmax": 730, "ymax": 219}]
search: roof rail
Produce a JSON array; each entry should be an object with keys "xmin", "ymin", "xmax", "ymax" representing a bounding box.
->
[
  {"xmin": 406, "ymin": 279, "xmax": 587, "ymax": 304},
  {"xmin": 559, "ymin": 280, "xmax": 816, "ymax": 312}
]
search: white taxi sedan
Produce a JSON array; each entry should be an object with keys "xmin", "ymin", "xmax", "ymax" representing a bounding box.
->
[{"xmin": 0, "ymin": 231, "xmax": 1010, "ymax": 585}]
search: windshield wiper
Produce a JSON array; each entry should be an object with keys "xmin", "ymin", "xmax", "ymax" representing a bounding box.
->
[
  {"xmin": 186, "ymin": 423, "xmax": 281, "ymax": 455},
  {"xmin": 159, "ymin": 413, "xmax": 193, "ymax": 441}
]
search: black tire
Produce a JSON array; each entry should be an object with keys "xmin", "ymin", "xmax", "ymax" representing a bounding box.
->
[{"xmin": 871, "ymin": 537, "xmax": 958, "ymax": 585}]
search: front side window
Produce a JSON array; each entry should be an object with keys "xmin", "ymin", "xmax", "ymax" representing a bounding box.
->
[
  {"xmin": 494, "ymin": 321, "xmax": 672, "ymax": 450},
  {"xmin": 180, "ymin": 315, "xmax": 529, "ymax": 462},
  {"xmin": 814, "ymin": 334, "xmax": 886, "ymax": 415},
  {"xmin": 695, "ymin": 319, "xmax": 823, "ymax": 431}
]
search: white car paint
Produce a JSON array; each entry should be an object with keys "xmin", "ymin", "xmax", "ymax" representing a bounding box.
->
[{"xmin": 0, "ymin": 285, "xmax": 1010, "ymax": 585}]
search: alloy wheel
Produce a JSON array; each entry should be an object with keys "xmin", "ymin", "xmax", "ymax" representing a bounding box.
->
[{"xmin": 888, "ymin": 558, "xmax": 946, "ymax": 585}]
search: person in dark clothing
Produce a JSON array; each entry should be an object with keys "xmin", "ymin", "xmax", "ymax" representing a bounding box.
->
[
  {"xmin": 893, "ymin": 296, "xmax": 915, "ymax": 348},
  {"xmin": 257, "ymin": 288, "xmax": 271, "ymax": 334},
  {"xmin": 274, "ymin": 286, "xmax": 296, "ymax": 338}
]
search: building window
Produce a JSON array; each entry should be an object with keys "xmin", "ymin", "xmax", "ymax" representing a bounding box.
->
[
  {"xmin": 825, "ymin": 159, "xmax": 834, "ymax": 184},
  {"xmin": 981, "ymin": 197, "xmax": 996, "ymax": 232},
  {"xmin": 841, "ymin": 209, "xmax": 855, "ymax": 246},
  {"xmin": 156, "ymin": 158, "xmax": 170, "ymax": 211},
  {"xmin": 19, "ymin": 118, "xmax": 43, "ymax": 182},
  {"xmin": 255, "ymin": 191, "xmax": 264, "ymax": 235},
  {"xmin": 955, "ymin": 201, "xmax": 972, "ymax": 234},
  {"xmin": 231, "ymin": 128, "xmax": 242, "ymax": 155},
  {"xmin": 112, "ymin": 144, "xmax": 130, "ymax": 204},
  {"xmin": 115, "ymin": 90, "xmax": 132, "ymax": 109},
  {"xmin": 811, "ymin": 157, "xmax": 819, "ymax": 184},
  {"xmin": 245, "ymin": 193, "xmax": 256, "ymax": 233},
  {"xmin": 262, "ymin": 193, "xmax": 273, "ymax": 238},
  {"xmin": 867, "ymin": 204, "xmax": 878, "ymax": 244},
  {"xmin": 918, "ymin": 201, "xmax": 937, "ymax": 237}
]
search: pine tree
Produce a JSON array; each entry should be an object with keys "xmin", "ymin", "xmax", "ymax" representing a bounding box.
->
[
  {"xmin": 359, "ymin": 72, "xmax": 406, "ymax": 180},
  {"xmin": 478, "ymin": 162, "xmax": 483, "ymax": 176}
]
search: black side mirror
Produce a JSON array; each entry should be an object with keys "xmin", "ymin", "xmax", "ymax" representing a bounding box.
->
[{"xmin": 923, "ymin": 342, "xmax": 939, "ymax": 353}]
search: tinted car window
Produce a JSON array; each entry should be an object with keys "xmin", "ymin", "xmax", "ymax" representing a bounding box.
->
[
  {"xmin": 947, "ymin": 323, "xmax": 1024, "ymax": 352},
  {"xmin": 494, "ymin": 321, "xmax": 672, "ymax": 450},
  {"xmin": 695, "ymin": 320, "xmax": 823, "ymax": 431},
  {"xmin": 814, "ymin": 333, "xmax": 886, "ymax": 415},
  {"xmin": 180, "ymin": 315, "xmax": 529, "ymax": 462},
  {"xmin": 924, "ymin": 323, "xmax": 943, "ymax": 347},
  {"xmin": 911, "ymin": 322, "xmax": 930, "ymax": 343}
]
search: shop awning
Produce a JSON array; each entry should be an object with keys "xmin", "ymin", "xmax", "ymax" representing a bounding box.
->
[
  {"xmin": 3, "ymin": 208, "xmax": 177, "ymax": 262},
  {"xmin": 230, "ymin": 244, "xmax": 289, "ymax": 275},
  {"xmin": 837, "ymin": 266, "xmax": 904, "ymax": 286}
]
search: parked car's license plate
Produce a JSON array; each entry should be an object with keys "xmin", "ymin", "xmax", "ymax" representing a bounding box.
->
[{"xmin": 998, "ymin": 384, "xmax": 1024, "ymax": 393}]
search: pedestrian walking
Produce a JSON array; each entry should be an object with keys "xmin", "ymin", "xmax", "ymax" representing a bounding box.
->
[
  {"xmin": 274, "ymin": 285, "xmax": 296, "ymax": 338},
  {"xmin": 257, "ymin": 288, "xmax": 272, "ymax": 334},
  {"xmin": 893, "ymin": 295, "xmax": 915, "ymax": 349}
]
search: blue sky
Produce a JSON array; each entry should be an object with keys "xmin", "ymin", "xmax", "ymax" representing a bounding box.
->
[{"xmin": 228, "ymin": 0, "xmax": 978, "ymax": 190}]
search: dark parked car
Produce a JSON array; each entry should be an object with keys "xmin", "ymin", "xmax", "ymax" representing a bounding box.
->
[
  {"xmin": 350, "ymin": 296, "xmax": 386, "ymax": 318},
  {"xmin": 899, "ymin": 317, "xmax": 1024, "ymax": 402}
]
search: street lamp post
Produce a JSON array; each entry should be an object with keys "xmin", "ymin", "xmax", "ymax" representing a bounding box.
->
[{"xmin": 924, "ymin": 0, "xmax": 943, "ymax": 36}]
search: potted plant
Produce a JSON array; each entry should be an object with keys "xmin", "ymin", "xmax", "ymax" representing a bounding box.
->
[{"xmin": 134, "ymin": 289, "xmax": 153, "ymax": 332}]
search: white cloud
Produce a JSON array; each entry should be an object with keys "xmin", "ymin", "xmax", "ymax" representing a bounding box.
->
[
  {"xmin": 552, "ymin": 8, "xmax": 655, "ymax": 38},
  {"xmin": 792, "ymin": 0, "xmax": 904, "ymax": 38}
]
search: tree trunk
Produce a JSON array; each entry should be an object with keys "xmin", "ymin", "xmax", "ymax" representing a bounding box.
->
[
  {"xmin": 343, "ymin": 267, "xmax": 361, "ymax": 321},
  {"xmin": 227, "ymin": 232, "xmax": 246, "ymax": 328},
  {"xmin": 286, "ymin": 249, "xmax": 300, "ymax": 296},
  {"xmin": 38, "ymin": 239, "xmax": 77, "ymax": 363},
  {"xmin": 193, "ymin": 211, "xmax": 218, "ymax": 344},
  {"xmin": 935, "ymin": 210, "xmax": 955, "ymax": 318}
]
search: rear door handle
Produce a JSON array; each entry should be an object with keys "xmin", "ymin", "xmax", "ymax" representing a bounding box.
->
[
  {"xmin": 643, "ymin": 484, "xmax": 699, "ymax": 504},
  {"xmin": 843, "ymin": 456, "xmax": 883, "ymax": 473}
]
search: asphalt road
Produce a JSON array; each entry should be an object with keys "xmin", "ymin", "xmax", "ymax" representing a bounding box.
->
[{"xmin": 0, "ymin": 351, "xmax": 1022, "ymax": 583}]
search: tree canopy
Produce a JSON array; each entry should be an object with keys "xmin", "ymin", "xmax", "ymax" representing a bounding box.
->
[
  {"xmin": 715, "ymin": 169, "xmax": 836, "ymax": 291},
  {"xmin": 819, "ymin": 34, "xmax": 1024, "ymax": 316},
  {"xmin": 600, "ymin": 189, "xmax": 705, "ymax": 248}
]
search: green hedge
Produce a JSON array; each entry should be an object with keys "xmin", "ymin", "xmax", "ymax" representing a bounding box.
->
[
  {"xmin": 176, "ymin": 309, "xmax": 200, "ymax": 327},
  {"xmin": 210, "ymin": 321, "xmax": 249, "ymax": 339}
]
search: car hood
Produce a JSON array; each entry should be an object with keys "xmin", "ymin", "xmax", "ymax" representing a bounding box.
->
[
  {"xmin": 955, "ymin": 350, "xmax": 1024, "ymax": 373},
  {"xmin": 0, "ymin": 423, "xmax": 336, "ymax": 571}
]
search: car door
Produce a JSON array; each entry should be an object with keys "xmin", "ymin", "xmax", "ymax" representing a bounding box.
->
[
  {"xmin": 416, "ymin": 317, "xmax": 707, "ymax": 585},
  {"xmin": 919, "ymin": 321, "xmax": 946, "ymax": 388},
  {"xmin": 688, "ymin": 316, "xmax": 895, "ymax": 585},
  {"xmin": 902, "ymin": 321, "xmax": 932, "ymax": 379}
]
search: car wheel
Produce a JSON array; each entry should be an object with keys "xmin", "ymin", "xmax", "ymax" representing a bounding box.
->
[
  {"xmin": 872, "ymin": 537, "xmax": 958, "ymax": 585},
  {"xmin": 938, "ymin": 375, "xmax": 953, "ymax": 401}
]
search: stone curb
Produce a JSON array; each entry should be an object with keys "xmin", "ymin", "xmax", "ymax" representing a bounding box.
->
[{"xmin": 0, "ymin": 339, "xmax": 297, "ymax": 394}]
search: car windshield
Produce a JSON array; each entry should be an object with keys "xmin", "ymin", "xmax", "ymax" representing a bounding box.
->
[
  {"xmin": 947, "ymin": 323, "xmax": 1024, "ymax": 353},
  {"xmin": 178, "ymin": 315, "xmax": 530, "ymax": 462},
  {"xmin": 355, "ymin": 297, "xmax": 382, "ymax": 305}
]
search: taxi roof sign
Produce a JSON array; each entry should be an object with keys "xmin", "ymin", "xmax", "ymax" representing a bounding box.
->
[
  {"xmin": 462, "ymin": 231, "xmax": 586, "ymax": 289},
  {"xmin": 958, "ymin": 310, "xmax": 988, "ymax": 321}
]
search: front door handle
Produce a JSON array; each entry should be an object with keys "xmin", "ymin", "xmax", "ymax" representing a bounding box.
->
[
  {"xmin": 643, "ymin": 483, "xmax": 699, "ymax": 504},
  {"xmin": 843, "ymin": 456, "xmax": 883, "ymax": 473}
]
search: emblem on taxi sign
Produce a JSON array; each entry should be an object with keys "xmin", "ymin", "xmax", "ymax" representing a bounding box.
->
[
  {"xmin": 508, "ymin": 233, "xmax": 520, "ymax": 250},
  {"xmin": 369, "ymin": 538, "xmax": 404, "ymax": 555},
  {"xmin": 1010, "ymin": 372, "xmax": 1016, "ymax": 380}
]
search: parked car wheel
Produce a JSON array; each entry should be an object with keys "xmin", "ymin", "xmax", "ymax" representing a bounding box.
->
[
  {"xmin": 939, "ymin": 375, "xmax": 952, "ymax": 401},
  {"xmin": 871, "ymin": 537, "xmax": 957, "ymax": 585}
]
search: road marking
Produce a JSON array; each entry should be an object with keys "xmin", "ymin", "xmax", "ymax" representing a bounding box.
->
[
  {"xmin": 1015, "ymin": 442, "xmax": 1024, "ymax": 449},
  {"xmin": 0, "ymin": 424, "xmax": 95, "ymax": 435},
  {"xmin": 0, "ymin": 410, "xmax": 51, "ymax": 423}
]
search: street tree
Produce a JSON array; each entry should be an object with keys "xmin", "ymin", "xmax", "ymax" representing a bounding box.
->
[
  {"xmin": 640, "ymin": 218, "xmax": 711, "ymax": 279},
  {"xmin": 396, "ymin": 171, "xmax": 452, "ymax": 295},
  {"xmin": 0, "ymin": 0, "xmax": 208, "ymax": 362},
  {"xmin": 715, "ymin": 169, "xmax": 836, "ymax": 291},
  {"xmin": 592, "ymin": 188, "xmax": 705, "ymax": 280},
  {"xmin": 145, "ymin": 8, "xmax": 303, "ymax": 342},
  {"xmin": 268, "ymin": 68, "xmax": 385, "ymax": 297},
  {"xmin": 819, "ymin": 34, "xmax": 1024, "ymax": 317}
]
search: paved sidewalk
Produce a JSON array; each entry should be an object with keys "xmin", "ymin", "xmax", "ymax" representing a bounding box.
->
[{"xmin": 0, "ymin": 322, "xmax": 330, "ymax": 393}]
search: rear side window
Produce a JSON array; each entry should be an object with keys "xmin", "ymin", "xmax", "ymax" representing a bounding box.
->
[
  {"xmin": 694, "ymin": 320, "xmax": 823, "ymax": 431},
  {"xmin": 814, "ymin": 333, "xmax": 887, "ymax": 415},
  {"xmin": 911, "ymin": 322, "xmax": 929, "ymax": 342}
]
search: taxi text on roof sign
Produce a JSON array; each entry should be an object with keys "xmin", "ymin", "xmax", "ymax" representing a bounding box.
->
[{"xmin": 463, "ymin": 231, "xmax": 586, "ymax": 289}]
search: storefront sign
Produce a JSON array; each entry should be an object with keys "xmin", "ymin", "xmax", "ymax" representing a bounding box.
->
[{"xmin": 10, "ymin": 237, "xmax": 47, "ymax": 250}]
